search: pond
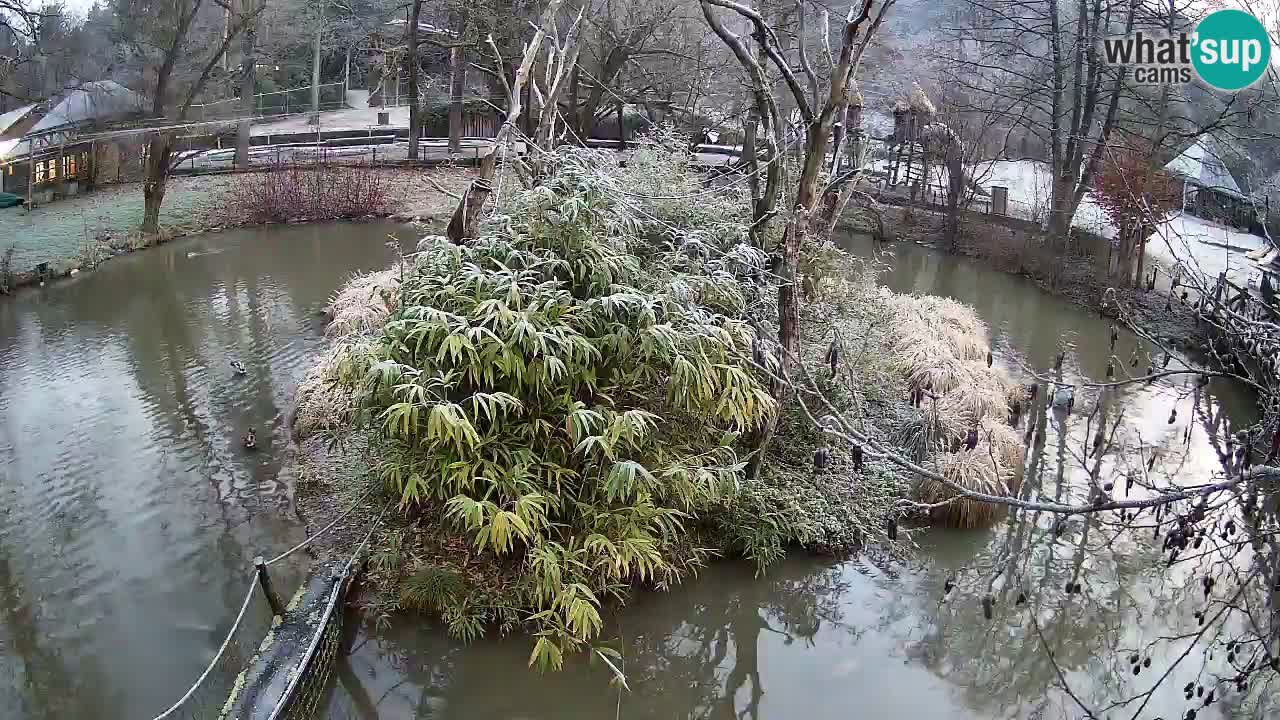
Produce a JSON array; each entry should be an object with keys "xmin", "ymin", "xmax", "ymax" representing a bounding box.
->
[
  {"xmin": 0, "ymin": 221, "xmax": 415, "ymax": 719},
  {"xmin": 314, "ymin": 234, "xmax": 1260, "ymax": 720},
  {"xmin": 0, "ymin": 224, "xmax": 1258, "ymax": 719}
]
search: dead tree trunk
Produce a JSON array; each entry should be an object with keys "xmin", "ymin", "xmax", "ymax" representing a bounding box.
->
[{"xmin": 444, "ymin": 0, "xmax": 565, "ymax": 243}]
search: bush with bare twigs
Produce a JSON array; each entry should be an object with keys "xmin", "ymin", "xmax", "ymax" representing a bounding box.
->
[{"xmin": 222, "ymin": 164, "xmax": 391, "ymax": 225}]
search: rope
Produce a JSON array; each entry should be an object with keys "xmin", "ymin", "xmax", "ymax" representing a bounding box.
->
[
  {"xmin": 148, "ymin": 574, "xmax": 259, "ymax": 720},
  {"xmin": 144, "ymin": 482, "xmax": 385, "ymax": 720},
  {"xmin": 266, "ymin": 497, "xmax": 396, "ymax": 720},
  {"xmin": 264, "ymin": 485, "xmax": 378, "ymax": 566}
]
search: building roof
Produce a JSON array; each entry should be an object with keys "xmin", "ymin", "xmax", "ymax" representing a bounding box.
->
[
  {"xmin": 0, "ymin": 104, "xmax": 37, "ymax": 136},
  {"xmin": 27, "ymin": 81, "xmax": 144, "ymax": 135},
  {"xmin": 1165, "ymin": 138, "xmax": 1245, "ymax": 199},
  {"xmin": 0, "ymin": 81, "xmax": 145, "ymax": 161}
]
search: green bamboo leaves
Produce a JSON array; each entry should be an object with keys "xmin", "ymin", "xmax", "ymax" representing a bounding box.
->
[{"xmin": 353, "ymin": 148, "xmax": 777, "ymax": 670}]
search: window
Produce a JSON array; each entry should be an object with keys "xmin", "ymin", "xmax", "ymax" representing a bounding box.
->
[
  {"xmin": 47, "ymin": 159, "xmax": 57, "ymax": 181},
  {"xmin": 34, "ymin": 161, "xmax": 45, "ymax": 183},
  {"xmin": 63, "ymin": 154, "xmax": 76, "ymax": 176}
]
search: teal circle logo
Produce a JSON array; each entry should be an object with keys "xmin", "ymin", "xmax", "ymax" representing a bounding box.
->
[{"xmin": 1192, "ymin": 9, "xmax": 1271, "ymax": 91}]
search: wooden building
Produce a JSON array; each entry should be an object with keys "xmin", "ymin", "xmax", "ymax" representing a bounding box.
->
[{"xmin": 0, "ymin": 81, "xmax": 145, "ymax": 205}]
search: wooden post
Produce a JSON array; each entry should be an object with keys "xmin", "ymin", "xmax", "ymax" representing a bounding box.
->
[
  {"xmin": 254, "ymin": 556, "xmax": 286, "ymax": 615},
  {"xmin": 27, "ymin": 150, "xmax": 34, "ymax": 207},
  {"xmin": 616, "ymin": 102, "xmax": 625, "ymax": 148}
]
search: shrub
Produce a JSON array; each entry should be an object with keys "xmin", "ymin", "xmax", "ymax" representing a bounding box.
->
[
  {"xmin": 223, "ymin": 164, "xmax": 390, "ymax": 224},
  {"xmin": 344, "ymin": 149, "xmax": 777, "ymax": 668}
]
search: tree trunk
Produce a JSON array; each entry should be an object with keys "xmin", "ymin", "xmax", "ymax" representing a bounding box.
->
[
  {"xmin": 407, "ymin": 0, "xmax": 422, "ymax": 159},
  {"xmin": 235, "ymin": 0, "xmax": 258, "ymax": 168},
  {"xmin": 943, "ymin": 151, "xmax": 964, "ymax": 249},
  {"xmin": 615, "ymin": 102, "xmax": 625, "ymax": 147},
  {"xmin": 448, "ymin": 45, "xmax": 464, "ymax": 155},
  {"xmin": 309, "ymin": 1, "xmax": 323, "ymax": 125},
  {"xmin": 741, "ymin": 102, "xmax": 761, "ymax": 225},
  {"xmin": 1047, "ymin": 174, "xmax": 1076, "ymax": 239},
  {"xmin": 748, "ymin": 121, "xmax": 831, "ymax": 483},
  {"xmin": 142, "ymin": 134, "xmax": 173, "ymax": 235},
  {"xmin": 568, "ymin": 62, "xmax": 580, "ymax": 141}
]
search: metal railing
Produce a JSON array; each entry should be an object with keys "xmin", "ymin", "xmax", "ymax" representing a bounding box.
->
[{"xmin": 188, "ymin": 83, "xmax": 348, "ymax": 122}]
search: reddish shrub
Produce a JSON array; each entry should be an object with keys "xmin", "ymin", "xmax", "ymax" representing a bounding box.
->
[
  {"xmin": 1092, "ymin": 146, "xmax": 1180, "ymax": 234},
  {"xmin": 223, "ymin": 164, "xmax": 391, "ymax": 224}
]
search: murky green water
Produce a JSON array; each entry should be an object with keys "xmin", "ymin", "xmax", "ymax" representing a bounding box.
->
[
  {"xmin": 0, "ymin": 221, "xmax": 414, "ymax": 719},
  {"xmin": 0, "ymin": 225, "xmax": 1258, "ymax": 719},
  {"xmin": 316, "ymin": 235, "xmax": 1259, "ymax": 720}
]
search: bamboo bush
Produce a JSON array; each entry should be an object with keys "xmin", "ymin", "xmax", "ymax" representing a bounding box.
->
[
  {"xmin": 339, "ymin": 147, "xmax": 780, "ymax": 669},
  {"xmin": 294, "ymin": 135, "xmax": 1024, "ymax": 667}
]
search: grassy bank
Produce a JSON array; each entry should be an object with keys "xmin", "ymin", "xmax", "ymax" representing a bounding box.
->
[
  {"xmin": 0, "ymin": 166, "xmax": 470, "ymax": 296},
  {"xmin": 289, "ymin": 139, "xmax": 1029, "ymax": 668}
]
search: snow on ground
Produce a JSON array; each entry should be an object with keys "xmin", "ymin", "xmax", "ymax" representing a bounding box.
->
[
  {"xmin": 250, "ymin": 100, "xmax": 413, "ymax": 137},
  {"xmin": 1144, "ymin": 214, "xmax": 1269, "ymax": 288},
  {"xmin": 976, "ymin": 159, "xmax": 1268, "ymax": 286}
]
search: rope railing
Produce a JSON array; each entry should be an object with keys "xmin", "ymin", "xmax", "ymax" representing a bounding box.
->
[
  {"xmin": 266, "ymin": 498, "xmax": 395, "ymax": 720},
  {"xmin": 264, "ymin": 485, "xmax": 379, "ymax": 567},
  {"xmin": 148, "ymin": 573, "xmax": 260, "ymax": 720},
  {"xmin": 144, "ymin": 484, "xmax": 389, "ymax": 720}
]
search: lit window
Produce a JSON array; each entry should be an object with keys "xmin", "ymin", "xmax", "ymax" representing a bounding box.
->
[
  {"xmin": 48, "ymin": 159, "xmax": 57, "ymax": 180},
  {"xmin": 34, "ymin": 162, "xmax": 45, "ymax": 183}
]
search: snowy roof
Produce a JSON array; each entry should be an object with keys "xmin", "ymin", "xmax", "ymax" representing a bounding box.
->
[
  {"xmin": 0, "ymin": 104, "xmax": 36, "ymax": 136},
  {"xmin": 382, "ymin": 19, "xmax": 456, "ymax": 36},
  {"xmin": 1165, "ymin": 138, "xmax": 1245, "ymax": 199},
  {"xmin": 27, "ymin": 81, "xmax": 144, "ymax": 135}
]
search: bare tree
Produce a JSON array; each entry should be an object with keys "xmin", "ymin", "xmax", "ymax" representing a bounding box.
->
[
  {"xmin": 113, "ymin": 0, "xmax": 264, "ymax": 233},
  {"xmin": 569, "ymin": 0, "xmax": 682, "ymax": 139},
  {"xmin": 0, "ymin": 0, "xmax": 45, "ymax": 99},
  {"xmin": 699, "ymin": 0, "xmax": 894, "ymax": 477},
  {"xmin": 234, "ymin": 0, "xmax": 261, "ymax": 168}
]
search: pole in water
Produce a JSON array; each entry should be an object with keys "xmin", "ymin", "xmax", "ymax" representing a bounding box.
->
[{"xmin": 254, "ymin": 555, "xmax": 286, "ymax": 616}]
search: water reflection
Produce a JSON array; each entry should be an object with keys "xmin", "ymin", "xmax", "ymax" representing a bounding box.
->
[
  {"xmin": 318, "ymin": 235, "xmax": 1260, "ymax": 720},
  {"xmin": 324, "ymin": 559, "xmax": 980, "ymax": 720},
  {"xmin": 0, "ymin": 221, "xmax": 412, "ymax": 719}
]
